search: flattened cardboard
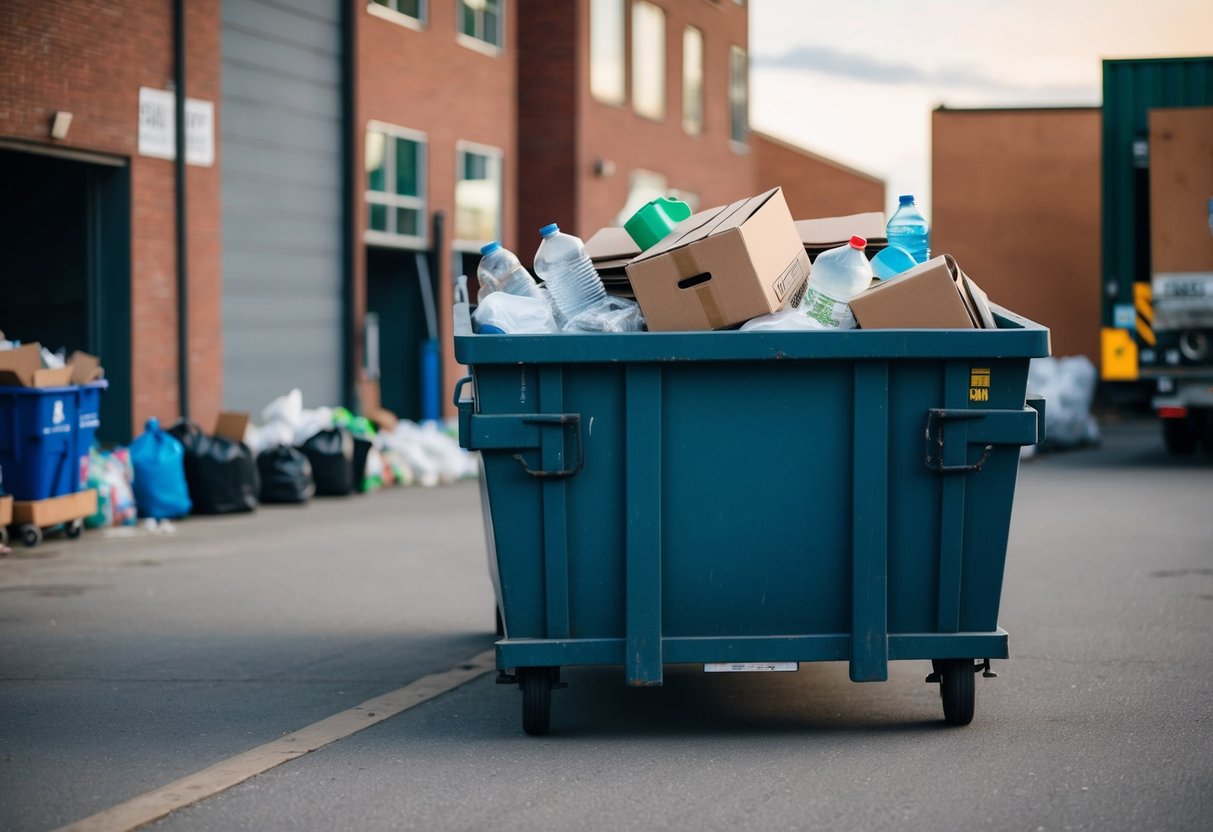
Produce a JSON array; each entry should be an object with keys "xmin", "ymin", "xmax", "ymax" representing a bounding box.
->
[
  {"xmin": 67, "ymin": 351, "xmax": 104, "ymax": 384},
  {"xmin": 625, "ymin": 188, "xmax": 811, "ymax": 331},
  {"xmin": 796, "ymin": 212, "xmax": 887, "ymax": 247},
  {"xmin": 12, "ymin": 489, "xmax": 98, "ymax": 527},
  {"xmin": 0, "ymin": 494, "xmax": 12, "ymax": 526},
  {"xmin": 214, "ymin": 412, "xmax": 251, "ymax": 443},
  {"xmin": 850, "ymin": 255, "xmax": 982, "ymax": 329},
  {"xmin": 584, "ymin": 227, "xmax": 640, "ymax": 263}
]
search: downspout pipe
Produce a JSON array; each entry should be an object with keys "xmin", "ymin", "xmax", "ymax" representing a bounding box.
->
[
  {"xmin": 340, "ymin": 0, "xmax": 358, "ymax": 410},
  {"xmin": 173, "ymin": 0, "xmax": 190, "ymax": 420}
]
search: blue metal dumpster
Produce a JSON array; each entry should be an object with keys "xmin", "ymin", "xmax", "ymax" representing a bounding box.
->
[{"xmin": 454, "ymin": 302, "xmax": 1049, "ymax": 734}]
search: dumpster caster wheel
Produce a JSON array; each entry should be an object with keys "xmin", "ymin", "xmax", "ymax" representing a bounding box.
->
[
  {"xmin": 0, "ymin": 527, "xmax": 8, "ymax": 547},
  {"xmin": 20, "ymin": 524, "xmax": 43, "ymax": 548},
  {"xmin": 520, "ymin": 667, "xmax": 554, "ymax": 736},
  {"xmin": 939, "ymin": 660, "xmax": 975, "ymax": 726},
  {"xmin": 66, "ymin": 520, "xmax": 84, "ymax": 540}
]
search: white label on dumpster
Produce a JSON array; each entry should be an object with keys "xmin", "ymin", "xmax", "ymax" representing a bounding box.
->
[{"xmin": 704, "ymin": 662, "xmax": 798, "ymax": 673}]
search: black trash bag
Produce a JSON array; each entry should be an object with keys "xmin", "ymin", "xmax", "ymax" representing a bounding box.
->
[
  {"xmin": 168, "ymin": 420, "xmax": 259, "ymax": 514},
  {"xmin": 351, "ymin": 436, "xmax": 374, "ymax": 493},
  {"xmin": 257, "ymin": 445, "xmax": 315, "ymax": 504},
  {"xmin": 298, "ymin": 428, "xmax": 353, "ymax": 496}
]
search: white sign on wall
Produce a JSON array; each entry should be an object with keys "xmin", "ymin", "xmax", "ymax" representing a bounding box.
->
[{"xmin": 138, "ymin": 87, "xmax": 215, "ymax": 167}]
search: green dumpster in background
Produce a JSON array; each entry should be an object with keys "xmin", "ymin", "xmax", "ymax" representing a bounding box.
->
[{"xmin": 454, "ymin": 302, "xmax": 1049, "ymax": 734}]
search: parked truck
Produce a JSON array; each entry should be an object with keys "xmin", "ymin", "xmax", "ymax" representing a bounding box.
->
[{"xmin": 1100, "ymin": 57, "xmax": 1213, "ymax": 454}]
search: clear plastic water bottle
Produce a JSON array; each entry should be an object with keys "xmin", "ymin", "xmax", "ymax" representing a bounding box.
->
[
  {"xmin": 885, "ymin": 194, "xmax": 930, "ymax": 264},
  {"xmin": 477, "ymin": 242, "xmax": 545, "ymax": 304},
  {"xmin": 798, "ymin": 236, "xmax": 871, "ymax": 329},
  {"xmin": 533, "ymin": 223, "xmax": 607, "ymax": 321}
]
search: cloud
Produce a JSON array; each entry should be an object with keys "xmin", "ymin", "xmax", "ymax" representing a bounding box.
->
[{"xmin": 753, "ymin": 45, "xmax": 1097, "ymax": 100}]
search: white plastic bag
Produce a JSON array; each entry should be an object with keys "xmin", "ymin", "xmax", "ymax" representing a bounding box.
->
[
  {"xmin": 564, "ymin": 296, "xmax": 645, "ymax": 333},
  {"xmin": 261, "ymin": 389, "xmax": 303, "ymax": 429},
  {"xmin": 739, "ymin": 309, "xmax": 831, "ymax": 332},
  {"xmin": 473, "ymin": 292, "xmax": 557, "ymax": 334}
]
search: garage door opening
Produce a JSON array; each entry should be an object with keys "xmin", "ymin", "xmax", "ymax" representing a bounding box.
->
[{"xmin": 0, "ymin": 146, "xmax": 131, "ymax": 442}]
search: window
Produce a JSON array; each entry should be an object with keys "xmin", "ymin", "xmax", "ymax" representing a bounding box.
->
[
  {"xmin": 682, "ymin": 26, "xmax": 703, "ymax": 135},
  {"xmin": 369, "ymin": 0, "xmax": 425, "ymax": 27},
  {"xmin": 614, "ymin": 169, "xmax": 699, "ymax": 226},
  {"xmin": 365, "ymin": 123, "xmax": 427, "ymax": 248},
  {"xmin": 457, "ymin": 0, "xmax": 503, "ymax": 51},
  {"xmin": 631, "ymin": 2, "xmax": 666, "ymax": 120},
  {"xmin": 590, "ymin": 0, "xmax": 625, "ymax": 105},
  {"xmin": 729, "ymin": 45, "xmax": 748, "ymax": 145},
  {"xmin": 454, "ymin": 142, "xmax": 503, "ymax": 250}
]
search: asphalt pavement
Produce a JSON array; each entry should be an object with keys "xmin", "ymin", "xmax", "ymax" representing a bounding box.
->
[{"xmin": 1, "ymin": 419, "xmax": 1210, "ymax": 831}]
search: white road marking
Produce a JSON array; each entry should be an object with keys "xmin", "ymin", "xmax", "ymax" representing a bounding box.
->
[{"xmin": 54, "ymin": 649, "xmax": 497, "ymax": 832}]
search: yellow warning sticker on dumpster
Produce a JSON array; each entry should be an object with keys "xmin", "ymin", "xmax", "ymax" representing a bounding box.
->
[{"xmin": 969, "ymin": 367, "xmax": 990, "ymax": 402}]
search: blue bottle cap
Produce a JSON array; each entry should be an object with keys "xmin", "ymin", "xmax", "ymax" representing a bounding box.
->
[
  {"xmin": 480, "ymin": 241, "xmax": 501, "ymax": 256},
  {"xmin": 539, "ymin": 223, "xmax": 560, "ymax": 238},
  {"xmin": 898, "ymin": 194, "xmax": 915, "ymax": 204}
]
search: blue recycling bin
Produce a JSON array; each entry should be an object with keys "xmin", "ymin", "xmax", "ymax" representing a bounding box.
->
[
  {"xmin": 453, "ymin": 301, "xmax": 1050, "ymax": 734},
  {"xmin": 0, "ymin": 382, "xmax": 107, "ymax": 501}
]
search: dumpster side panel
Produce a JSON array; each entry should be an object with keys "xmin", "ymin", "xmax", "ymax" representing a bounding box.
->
[{"xmin": 661, "ymin": 362, "xmax": 854, "ymax": 638}]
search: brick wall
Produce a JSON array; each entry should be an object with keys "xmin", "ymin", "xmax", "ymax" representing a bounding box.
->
[
  {"xmin": 932, "ymin": 108, "xmax": 1101, "ymax": 361},
  {"xmin": 752, "ymin": 131, "xmax": 885, "ymax": 220},
  {"xmin": 575, "ymin": 0, "xmax": 754, "ymax": 233},
  {"xmin": 358, "ymin": 1, "xmax": 519, "ymax": 418},
  {"xmin": 0, "ymin": 0, "xmax": 223, "ymax": 436}
]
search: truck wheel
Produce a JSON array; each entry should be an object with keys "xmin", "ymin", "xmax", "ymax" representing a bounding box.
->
[
  {"xmin": 939, "ymin": 660, "xmax": 975, "ymax": 726},
  {"xmin": 1163, "ymin": 418, "xmax": 1198, "ymax": 455}
]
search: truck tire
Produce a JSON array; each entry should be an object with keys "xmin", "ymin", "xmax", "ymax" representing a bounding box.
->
[{"xmin": 1163, "ymin": 418, "xmax": 1198, "ymax": 455}]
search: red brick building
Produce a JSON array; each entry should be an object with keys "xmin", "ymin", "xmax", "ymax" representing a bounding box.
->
[
  {"xmin": 0, "ymin": 0, "xmax": 223, "ymax": 440},
  {"xmin": 932, "ymin": 107, "xmax": 1102, "ymax": 362},
  {"xmin": 1, "ymin": 0, "xmax": 883, "ymax": 439}
]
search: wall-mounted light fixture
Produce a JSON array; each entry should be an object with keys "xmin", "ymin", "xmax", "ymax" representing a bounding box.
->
[{"xmin": 50, "ymin": 111, "xmax": 73, "ymax": 140}]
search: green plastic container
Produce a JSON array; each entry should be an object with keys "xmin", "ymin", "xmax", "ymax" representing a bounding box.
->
[
  {"xmin": 623, "ymin": 197, "xmax": 692, "ymax": 251},
  {"xmin": 454, "ymin": 302, "xmax": 1049, "ymax": 733}
]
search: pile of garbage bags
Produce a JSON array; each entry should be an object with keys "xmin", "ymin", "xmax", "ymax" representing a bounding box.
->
[
  {"xmin": 74, "ymin": 390, "xmax": 478, "ymax": 527},
  {"xmin": 248, "ymin": 389, "xmax": 477, "ymax": 491},
  {"xmin": 1023, "ymin": 356, "xmax": 1100, "ymax": 457}
]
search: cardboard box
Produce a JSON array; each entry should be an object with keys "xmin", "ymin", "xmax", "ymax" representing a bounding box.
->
[
  {"xmin": 850, "ymin": 254, "xmax": 997, "ymax": 330},
  {"xmin": 625, "ymin": 188, "xmax": 811, "ymax": 331},
  {"xmin": 0, "ymin": 494, "xmax": 12, "ymax": 527},
  {"xmin": 67, "ymin": 351, "xmax": 105, "ymax": 384},
  {"xmin": 214, "ymin": 412, "xmax": 251, "ymax": 443},
  {"xmin": 0, "ymin": 343, "xmax": 74, "ymax": 388},
  {"xmin": 12, "ymin": 489, "xmax": 98, "ymax": 527}
]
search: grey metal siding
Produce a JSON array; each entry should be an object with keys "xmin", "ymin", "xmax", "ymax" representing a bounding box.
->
[{"xmin": 221, "ymin": 0, "xmax": 342, "ymax": 411}]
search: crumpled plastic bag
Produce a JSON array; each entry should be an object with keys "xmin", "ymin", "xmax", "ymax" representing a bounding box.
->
[
  {"xmin": 473, "ymin": 292, "xmax": 558, "ymax": 334},
  {"xmin": 739, "ymin": 309, "xmax": 831, "ymax": 332},
  {"xmin": 564, "ymin": 296, "xmax": 646, "ymax": 333},
  {"xmin": 261, "ymin": 388, "xmax": 303, "ymax": 428},
  {"xmin": 1025, "ymin": 355, "xmax": 1100, "ymax": 452}
]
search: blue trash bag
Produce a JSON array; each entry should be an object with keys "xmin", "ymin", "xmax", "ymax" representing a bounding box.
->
[{"xmin": 129, "ymin": 417, "xmax": 193, "ymax": 519}]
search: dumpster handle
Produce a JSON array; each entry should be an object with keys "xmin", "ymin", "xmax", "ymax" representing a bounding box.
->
[
  {"xmin": 513, "ymin": 414, "xmax": 585, "ymax": 479},
  {"xmin": 924, "ymin": 409, "xmax": 993, "ymax": 474},
  {"xmin": 453, "ymin": 375, "xmax": 473, "ymax": 408}
]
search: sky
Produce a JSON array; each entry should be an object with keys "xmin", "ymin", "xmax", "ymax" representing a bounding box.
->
[{"xmin": 747, "ymin": 0, "xmax": 1213, "ymax": 220}]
